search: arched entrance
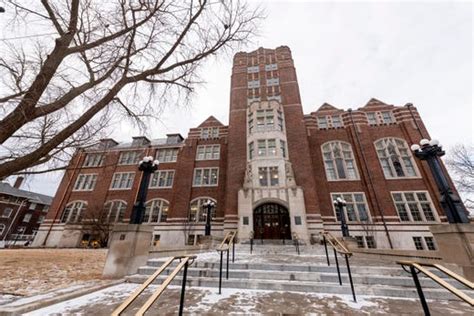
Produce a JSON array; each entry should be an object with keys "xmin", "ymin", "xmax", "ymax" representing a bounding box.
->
[{"xmin": 253, "ymin": 203, "xmax": 291, "ymax": 240}]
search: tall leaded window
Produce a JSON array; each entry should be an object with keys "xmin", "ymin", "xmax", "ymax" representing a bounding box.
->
[
  {"xmin": 144, "ymin": 199, "xmax": 169, "ymax": 223},
  {"xmin": 61, "ymin": 201, "xmax": 87, "ymax": 223},
  {"xmin": 322, "ymin": 141, "xmax": 358, "ymax": 181},
  {"xmin": 189, "ymin": 198, "xmax": 217, "ymax": 222},
  {"xmin": 375, "ymin": 138, "xmax": 417, "ymax": 178},
  {"xmin": 258, "ymin": 167, "xmax": 278, "ymax": 187},
  {"xmin": 149, "ymin": 170, "xmax": 174, "ymax": 188},
  {"xmin": 331, "ymin": 193, "xmax": 370, "ymax": 222},
  {"xmin": 392, "ymin": 192, "xmax": 437, "ymax": 222},
  {"xmin": 102, "ymin": 200, "xmax": 127, "ymax": 223}
]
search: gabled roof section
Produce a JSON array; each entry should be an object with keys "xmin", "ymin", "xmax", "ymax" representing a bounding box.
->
[
  {"xmin": 313, "ymin": 103, "xmax": 341, "ymax": 113},
  {"xmin": 361, "ymin": 98, "xmax": 390, "ymax": 109},
  {"xmin": 197, "ymin": 116, "xmax": 225, "ymax": 128},
  {"xmin": 0, "ymin": 182, "xmax": 53, "ymax": 205}
]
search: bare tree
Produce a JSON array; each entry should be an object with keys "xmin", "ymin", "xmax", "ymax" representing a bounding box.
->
[
  {"xmin": 79, "ymin": 204, "xmax": 114, "ymax": 248},
  {"xmin": 0, "ymin": 0, "xmax": 263, "ymax": 178},
  {"xmin": 446, "ymin": 144, "xmax": 474, "ymax": 193}
]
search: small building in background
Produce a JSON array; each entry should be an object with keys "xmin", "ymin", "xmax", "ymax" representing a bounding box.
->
[{"xmin": 0, "ymin": 177, "xmax": 52, "ymax": 247}]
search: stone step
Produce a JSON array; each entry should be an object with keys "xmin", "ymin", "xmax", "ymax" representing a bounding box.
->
[
  {"xmin": 126, "ymin": 274, "xmax": 471, "ymax": 301},
  {"xmin": 136, "ymin": 265, "xmax": 470, "ymax": 290}
]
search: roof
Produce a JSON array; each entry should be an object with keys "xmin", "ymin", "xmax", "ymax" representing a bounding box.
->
[{"xmin": 0, "ymin": 182, "xmax": 53, "ymax": 205}]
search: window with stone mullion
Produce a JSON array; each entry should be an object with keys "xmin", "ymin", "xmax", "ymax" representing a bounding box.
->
[
  {"xmin": 322, "ymin": 142, "xmax": 358, "ymax": 181},
  {"xmin": 331, "ymin": 193, "xmax": 369, "ymax": 222},
  {"xmin": 375, "ymin": 138, "xmax": 417, "ymax": 178}
]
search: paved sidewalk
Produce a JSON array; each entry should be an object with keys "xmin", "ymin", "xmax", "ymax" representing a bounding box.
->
[{"xmin": 25, "ymin": 283, "xmax": 473, "ymax": 315}]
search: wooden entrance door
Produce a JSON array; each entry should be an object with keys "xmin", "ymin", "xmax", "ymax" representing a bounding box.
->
[{"xmin": 254, "ymin": 203, "xmax": 291, "ymax": 240}]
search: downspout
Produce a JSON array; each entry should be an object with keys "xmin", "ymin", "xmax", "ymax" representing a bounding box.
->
[
  {"xmin": 348, "ymin": 109, "xmax": 394, "ymax": 249},
  {"xmin": 42, "ymin": 149, "xmax": 84, "ymax": 246}
]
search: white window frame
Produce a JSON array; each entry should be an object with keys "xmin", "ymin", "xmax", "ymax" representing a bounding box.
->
[
  {"xmin": 374, "ymin": 138, "xmax": 419, "ymax": 179},
  {"xmin": 23, "ymin": 213, "xmax": 32, "ymax": 223},
  {"xmin": 60, "ymin": 201, "xmax": 87, "ymax": 223},
  {"xmin": 83, "ymin": 153, "xmax": 104, "ymax": 167},
  {"xmin": 149, "ymin": 170, "xmax": 175, "ymax": 188},
  {"xmin": 366, "ymin": 111, "xmax": 395, "ymax": 125},
  {"xmin": 156, "ymin": 148, "xmax": 179, "ymax": 163},
  {"xmin": 265, "ymin": 63, "xmax": 278, "ymax": 71},
  {"xmin": 118, "ymin": 151, "xmax": 142, "ymax": 165},
  {"xmin": 266, "ymin": 78, "xmax": 279, "ymax": 86},
  {"xmin": 110, "ymin": 172, "xmax": 135, "ymax": 190},
  {"xmin": 331, "ymin": 192, "xmax": 371, "ymax": 223},
  {"xmin": 248, "ymin": 80, "xmax": 260, "ymax": 88},
  {"xmin": 188, "ymin": 197, "xmax": 217, "ymax": 223},
  {"xmin": 103, "ymin": 200, "xmax": 127, "ymax": 223},
  {"xmin": 391, "ymin": 191, "xmax": 439, "ymax": 223},
  {"xmin": 73, "ymin": 174, "xmax": 98, "ymax": 191},
  {"xmin": 200, "ymin": 127, "xmax": 219, "ymax": 139},
  {"xmin": 144, "ymin": 199, "xmax": 169, "ymax": 223},
  {"xmin": 193, "ymin": 168, "xmax": 219, "ymax": 187},
  {"xmin": 318, "ymin": 115, "xmax": 344, "ymax": 129},
  {"xmin": 258, "ymin": 166, "xmax": 279, "ymax": 187},
  {"xmin": 2, "ymin": 208, "xmax": 13, "ymax": 218},
  {"xmin": 196, "ymin": 145, "xmax": 220, "ymax": 161},
  {"xmin": 247, "ymin": 65, "xmax": 259, "ymax": 73},
  {"xmin": 322, "ymin": 141, "xmax": 359, "ymax": 181},
  {"xmin": 29, "ymin": 203, "xmax": 37, "ymax": 210}
]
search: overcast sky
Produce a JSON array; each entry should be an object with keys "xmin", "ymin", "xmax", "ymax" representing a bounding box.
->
[{"xmin": 8, "ymin": 0, "xmax": 473, "ymax": 197}]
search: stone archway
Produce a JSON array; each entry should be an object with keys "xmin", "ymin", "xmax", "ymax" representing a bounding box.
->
[{"xmin": 253, "ymin": 203, "xmax": 291, "ymax": 240}]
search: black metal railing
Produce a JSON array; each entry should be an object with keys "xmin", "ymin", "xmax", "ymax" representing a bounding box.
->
[
  {"xmin": 111, "ymin": 255, "xmax": 196, "ymax": 316},
  {"xmin": 321, "ymin": 231, "xmax": 356, "ymax": 302},
  {"xmin": 397, "ymin": 261, "xmax": 474, "ymax": 316},
  {"xmin": 216, "ymin": 231, "xmax": 237, "ymax": 294}
]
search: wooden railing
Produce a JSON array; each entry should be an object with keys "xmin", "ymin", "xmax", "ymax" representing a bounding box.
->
[
  {"xmin": 216, "ymin": 231, "xmax": 236, "ymax": 294},
  {"xmin": 321, "ymin": 231, "xmax": 356, "ymax": 302},
  {"xmin": 398, "ymin": 260, "xmax": 474, "ymax": 315},
  {"xmin": 111, "ymin": 255, "xmax": 196, "ymax": 316}
]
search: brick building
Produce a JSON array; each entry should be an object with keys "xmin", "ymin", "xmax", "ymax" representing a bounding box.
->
[
  {"xmin": 33, "ymin": 46, "xmax": 467, "ymax": 251},
  {"xmin": 0, "ymin": 177, "xmax": 52, "ymax": 247}
]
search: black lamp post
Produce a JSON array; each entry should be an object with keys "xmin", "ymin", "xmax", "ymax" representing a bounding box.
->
[
  {"xmin": 130, "ymin": 156, "xmax": 159, "ymax": 224},
  {"xmin": 333, "ymin": 197, "xmax": 350, "ymax": 237},
  {"xmin": 203, "ymin": 199, "xmax": 216, "ymax": 236},
  {"xmin": 411, "ymin": 139, "xmax": 469, "ymax": 224}
]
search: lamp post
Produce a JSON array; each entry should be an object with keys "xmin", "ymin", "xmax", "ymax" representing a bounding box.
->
[
  {"xmin": 203, "ymin": 199, "xmax": 216, "ymax": 236},
  {"xmin": 411, "ymin": 139, "xmax": 469, "ymax": 224},
  {"xmin": 333, "ymin": 197, "xmax": 350, "ymax": 237},
  {"xmin": 130, "ymin": 156, "xmax": 159, "ymax": 224}
]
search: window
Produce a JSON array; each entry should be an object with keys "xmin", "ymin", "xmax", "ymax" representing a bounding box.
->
[
  {"xmin": 265, "ymin": 63, "xmax": 278, "ymax": 71},
  {"xmin": 266, "ymin": 70, "xmax": 278, "ymax": 79},
  {"xmin": 424, "ymin": 237, "xmax": 437, "ymax": 251},
  {"xmin": 110, "ymin": 172, "xmax": 135, "ymax": 190},
  {"xmin": 248, "ymin": 72, "xmax": 259, "ymax": 81},
  {"xmin": 118, "ymin": 151, "xmax": 142, "ymax": 165},
  {"xmin": 354, "ymin": 235, "xmax": 376, "ymax": 248},
  {"xmin": 0, "ymin": 224, "xmax": 5, "ymax": 236},
  {"xmin": 365, "ymin": 111, "xmax": 395, "ymax": 125},
  {"xmin": 248, "ymin": 142, "xmax": 254, "ymax": 159},
  {"xmin": 144, "ymin": 199, "xmax": 169, "ymax": 223},
  {"xmin": 73, "ymin": 174, "xmax": 98, "ymax": 191},
  {"xmin": 258, "ymin": 167, "xmax": 279, "ymax": 187},
  {"xmin": 413, "ymin": 237, "xmax": 424, "ymax": 250},
  {"xmin": 196, "ymin": 145, "xmax": 220, "ymax": 160},
  {"xmin": 392, "ymin": 192, "xmax": 437, "ymax": 222},
  {"xmin": 258, "ymin": 140, "xmax": 266, "ymax": 156},
  {"xmin": 255, "ymin": 110, "xmax": 274, "ymax": 131},
  {"xmin": 156, "ymin": 148, "xmax": 178, "ymax": 163},
  {"xmin": 201, "ymin": 127, "xmax": 219, "ymax": 139},
  {"xmin": 322, "ymin": 142, "xmax": 358, "ymax": 181},
  {"xmin": 318, "ymin": 116, "xmax": 328, "ymax": 128},
  {"xmin": 268, "ymin": 139, "xmax": 277, "ymax": 156},
  {"xmin": 29, "ymin": 203, "xmax": 37, "ymax": 210},
  {"xmin": 243, "ymin": 216, "xmax": 249, "ymax": 225},
  {"xmin": 42, "ymin": 206, "xmax": 49, "ymax": 213},
  {"xmin": 149, "ymin": 170, "xmax": 175, "ymax": 188},
  {"xmin": 101, "ymin": 200, "xmax": 127, "ymax": 223},
  {"xmin": 247, "ymin": 65, "xmax": 259, "ymax": 73},
  {"xmin": 277, "ymin": 110, "xmax": 284, "ymax": 131},
  {"xmin": 331, "ymin": 193, "xmax": 370, "ymax": 222},
  {"xmin": 83, "ymin": 153, "xmax": 104, "ymax": 167},
  {"xmin": 37, "ymin": 215, "xmax": 45, "ymax": 224},
  {"xmin": 366, "ymin": 112, "xmax": 377, "ymax": 125},
  {"xmin": 375, "ymin": 138, "xmax": 417, "ymax": 178},
  {"xmin": 280, "ymin": 140, "xmax": 287, "ymax": 158},
  {"xmin": 294, "ymin": 216, "xmax": 302, "ymax": 225},
  {"xmin": 248, "ymin": 112, "xmax": 254, "ymax": 134},
  {"xmin": 248, "ymin": 80, "xmax": 260, "ymax": 88},
  {"xmin": 23, "ymin": 213, "xmax": 32, "ymax": 223},
  {"xmin": 355, "ymin": 236, "xmax": 364, "ymax": 248},
  {"xmin": 193, "ymin": 168, "xmax": 219, "ymax": 187},
  {"xmin": 381, "ymin": 111, "xmax": 394, "ymax": 123},
  {"xmin": 189, "ymin": 198, "xmax": 217, "ymax": 222},
  {"xmin": 266, "ymin": 78, "xmax": 279, "ymax": 86},
  {"xmin": 2, "ymin": 208, "xmax": 13, "ymax": 218},
  {"xmin": 266, "ymin": 85, "xmax": 280, "ymax": 97},
  {"xmin": 366, "ymin": 236, "xmax": 376, "ymax": 248},
  {"xmin": 332, "ymin": 116, "xmax": 342, "ymax": 128},
  {"xmin": 60, "ymin": 201, "xmax": 87, "ymax": 223},
  {"xmin": 256, "ymin": 139, "xmax": 278, "ymax": 157}
]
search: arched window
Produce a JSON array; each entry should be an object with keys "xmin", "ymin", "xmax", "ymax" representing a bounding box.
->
[
  {"xmin": 144, "ymin": 199, "xmax": 169, "ymax": 223},
  {"xmin": 189, "ymin": 198, "xmax": 217, "ymax": 222},
  {"xmin": 61, "ymin": 201, "xmax": 87, "ymax": 223},
  {"xmin": 322, "ymin": 141, "xmax": 358, "ymax": 180},
  {"xmin": 102, "ymin": 200, "xmax": 127, "ymax": 223},
  {"xmin": 375, "ymin": 138, "xmax": 417, "ymax": 178}
]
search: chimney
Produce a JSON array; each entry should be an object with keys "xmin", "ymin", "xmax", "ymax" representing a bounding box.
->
[{"xmin": 14, "ymin": 176, "xmax": 24, "ymax": 189}]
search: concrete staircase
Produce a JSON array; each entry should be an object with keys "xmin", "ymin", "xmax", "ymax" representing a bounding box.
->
[{"xmin": 127, "ymin": 244, "xmax": 474, "ymax": 301}]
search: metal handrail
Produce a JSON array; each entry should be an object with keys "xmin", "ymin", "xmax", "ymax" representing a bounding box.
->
[
  {"xmin": 111, "ymin": 255, "xmax": 196, "ymax": 316},
  {"xmin": 321, "ymin": 231, "xmax": 356, "ymax": 302},
  {"xmin": 398, "ymin": 260, "xmax": 474, "ymax": 315}
]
